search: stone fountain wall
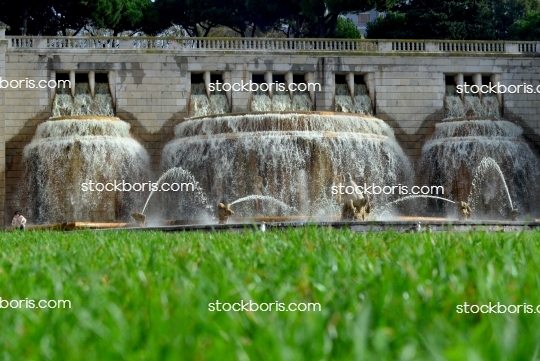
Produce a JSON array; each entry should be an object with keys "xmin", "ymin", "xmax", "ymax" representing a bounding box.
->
[
  {"xmin": 1, "ymin": 37, "xmax": 540, "ymax": 225},
  {"xmin": 0, "ymin": 29, "xmax": 5, "ymax": 226}
]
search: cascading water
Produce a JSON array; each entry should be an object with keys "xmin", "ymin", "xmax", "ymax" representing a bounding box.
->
[
  {"xmin": 251, "ymin": 89, "xmax": 313, "ymax": 112},
  {"xmin": 190, "ymin": 83, "xmax": 229, "ymax": 117},
  {"xmin": 22, "ymin": 83, "xmax": 150, "ymax": 224},
  {"xmin": 468, "ymin": 157, "xmax": 515, "ymax": 218},
  {"xmin": 141, "ymin": 166, "xmax": 210, "ymax": 220},
  {"xmin": 53, "ymin": 83, "xmax": 114, "ymax": 117},
  {"xmin": 230, "ymin": 195, "xmax": 297, "ymax": 213},
  {"xmin": 335, "ymin": 84, "xmax": 373, "ymax": 115},
  {"xmin": 445, "ymin": 85, "xmax": 500, "ymax": 118},
  {"xmin": 419, "ymin": 118, "xmax": 540, "ymax": 218},
  {"xmin": 162, "ymin": 112, "xmax": 413, "ymax": 219}
]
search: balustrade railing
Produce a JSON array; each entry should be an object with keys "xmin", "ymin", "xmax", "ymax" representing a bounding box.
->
[
  {"xmin": 437, "ymin": 41, "xmax": 505, "ymax": 52},
  {"xmin": 4, "ymin": 36, "xmax": 540, "ymax": 55}
]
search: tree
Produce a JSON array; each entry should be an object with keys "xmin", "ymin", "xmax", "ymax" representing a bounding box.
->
[
  {"xmin": 489, "ymin": 0, "xmax": 531, "ymax": 39},
  {"xmin": 243, "ymin": 0, "xmax": 298, "ymax": 37},
  {"xmin": 148, "ymin": 0, "xmax": 243, "ymax": 37},
  {"xmin": 508, "ymin": 11, "xmax": 540, "ymax": 39},
  {"xmin": 0, "ymin": 0, "xmax": 53, "ymax": 35},
  {"xmin": 46, "ymin": 0, "xmax": 90, "ymax": 36},
  {"xmin": 334, "ymin": 17, "xmax": 361, "ymax": 38},
  {"xmin": 366, "ymin": 0, "xmax": 533, "ymax": 40},
  {"xmin": 295, "ymin": 0, "xmax": 376, "ymax": 38},
  {"xmin": 365, "ymin": 12, "xmax": 408, "ymax": 39},
  {"xmin": 90, "ymin": 0, "xmax": 152, "ymax": 35}
]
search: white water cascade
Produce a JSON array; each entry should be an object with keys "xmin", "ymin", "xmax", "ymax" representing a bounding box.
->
[
  {"xmin": 419, "ymin": 118, "xmax": 540, "ymax": 217},
  {"xmin": 162, "ymin": 112, "xmax": 413, "ymax": 218},
  {"xmin": 251, "ymin": 89, "xmax": 313, "ymax": 112},
  {"xmin": 190, "ymin": 83, "xmax": 229, "ymax": 117},
  {"xmin": 22, "ymin": 83, "xmax": 150, "ymax": 224},
  {"xmin": 53, "ymin": 83, "xmax": 114, "ymax": 117},
  {"xmin": 334, "ymin": 84, "xmax": 373, "ymax": 115},
  {"xmin": 445, "ymin": 85, "xmax": 500, "ymax": 118}
]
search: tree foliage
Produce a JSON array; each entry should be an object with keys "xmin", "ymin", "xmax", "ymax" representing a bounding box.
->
[
  {"xmin": 0, "ymin": 0, "xmax": 539, "ymax": 38},
  {"xmin": 366, "ymin": 0, "xmax": 540, "ymax": 40},
  {"xmin": 334, "ymin": 17, "xmax": 361, "ymax": 38},
  {"xmin": 90, "ymin": 0, "xmax": 152, "ymax": 35},
  {"xmin": 508, "ymin": 11, "xmax": 540, "ymax": 39}
]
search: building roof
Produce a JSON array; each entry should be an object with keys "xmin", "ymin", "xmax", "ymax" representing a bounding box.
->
[{"xmin": 0, "ymin": 21, "xmax": 7, "ymax": 28}]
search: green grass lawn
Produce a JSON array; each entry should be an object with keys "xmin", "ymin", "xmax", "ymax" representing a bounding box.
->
[{"xmin": 1, "ymin": 228, "xmax": 540, "ymax": 360}]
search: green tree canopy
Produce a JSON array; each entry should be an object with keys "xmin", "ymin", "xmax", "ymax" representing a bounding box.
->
[
  {"xmin": 334, "ymin": 17, "xmax": 361, "ymax": 38},
  {"xmin": 90, "ymin": 0, "xmax": 152, "ymax": 35},
  {"xmin": 366, "ymin": 0, "xmax": 538, "ymax": 40},
  {"xmin": 508, "ymin": 11, "xmax": 540, "ymax": 40},
  {"xmin": 1, "ymin": 0, "xmax": 538, "ymax": 38}
]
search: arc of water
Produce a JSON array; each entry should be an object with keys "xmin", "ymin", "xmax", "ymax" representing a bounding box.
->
[
  {"xmin": 230, "ymin": 195, "xmax": 297, "ymax": 213},
  {"xmin": 468, "ymin": 157, "xmax": 513, "ymax": 210},
  {"xmin": 141, "ymin": 167, "xmax": 208, "ymax": 214},
  {"xmin": 376, "ymin": 195, "xmax": 456, "ymax": 214}
]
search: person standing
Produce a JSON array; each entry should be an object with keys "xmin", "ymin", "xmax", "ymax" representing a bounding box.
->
[{"xmin": 12, "ymin": 211, "xmax": 27, "ymax": 230}]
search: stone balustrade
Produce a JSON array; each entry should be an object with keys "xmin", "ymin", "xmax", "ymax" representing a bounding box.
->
[{"xmin": 3, "ymin": 36, "xmax": 540, "ymax": 55}]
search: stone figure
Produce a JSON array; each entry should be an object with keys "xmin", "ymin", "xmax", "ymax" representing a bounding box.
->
[
  {"xmin": 217, "ymin": 203, "xmax": 234, "ymax": 224},
  {"xmin": 341, "ymin": 173, "xmax": 361, "ymax": 206},
  {"xmin": 354, "ymin": 194, "xmax": 371, "ymax": 221},
  {"xmin": 458, "ymin": 201, "xmax": 472, "ymax": 220},
  {"xmin": 131, "ymin": 212, "xmax": 146, "ymax": 227},
  {"xmin": 341, "ymin": 200, "xmax": 357, "ymax": 221},
  {"xmin": 510, "ymin": 208, "xmax": 520, "ymax": 221},
  {"xmin": 340, "ymin": 173, "xmax": 371, "ymax": 221}
]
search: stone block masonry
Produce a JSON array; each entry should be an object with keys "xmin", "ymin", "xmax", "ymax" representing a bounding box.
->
[{"xmin": 1, "ymin": 36, "xmax": 540, "ymax": 227}]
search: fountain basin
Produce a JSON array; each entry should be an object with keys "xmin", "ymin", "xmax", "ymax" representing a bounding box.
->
[
  {"xmin": 420, "ymin": 118, "xmax": 540, "ymax": 218},
  {"xmin": 162, "ymin": 112, "xmax": 413, "ymax": 220},
  {"xmin": 23, "ymin": 116, "xmax": 150, "ymax": 224}
]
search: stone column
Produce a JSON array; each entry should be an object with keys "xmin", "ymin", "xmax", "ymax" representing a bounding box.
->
[
  {"xmin": 363, "ymin": 73, "xmax": 376, "ymax": 111},
  {"xmin": 472, "ymin": 73, "xmax": 483, "ymax": 100},
  {"xmin": 0, "ymin": 24, "xmax": 6, "ymax": 227},
  {"xmin": 222, "ymin": 71, "xmax": 232, "ymax": 110},
  {"xmin": 231, "ymin": 65, "xmax": 250, "ymax": 113},
  {"xmin": 454, "ymin": 73, "xmax": 464, "ymax": 100},
  {"xmin": 314, "ymin": 57, "xmax": 333, "ymax": 111},
  {"xmin": 491, "ymin": 73, "xmax": 503, "ymax": 113}
]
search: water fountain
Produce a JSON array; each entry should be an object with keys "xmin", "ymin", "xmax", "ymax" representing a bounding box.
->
[
  {"xmin": 140, "ymin": 166, "xmax": 210, "ymax": 223},
  {"xmin": 22, "ymin": 81, "xmax": 150, "ymax": 224},
  {"xmin": 190, "ymin": 83, "xmax": 229, "ymax": 117},
  {"xmin": 162, "ymin": 112, "xmax": 413, "ymax": 221},
  {"xmin": 251, "ymin": 89, "xmax": 313, "ymax": 112},
  {"xmin": 335, "ymin": 84, "xmax": 373, "ymax": 115},
  {"xmin": 419, "ymin": 118, "xmax": 540, "ymax": 218},
  {"xmin": 444, "ymin": 85, "xmax": 500, "ymax": 119}
]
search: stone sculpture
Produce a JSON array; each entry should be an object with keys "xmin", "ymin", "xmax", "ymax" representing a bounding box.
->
[
  {"xmin": 340, "ymin": 173, "xmax": 371, "ymax": 221},
  {"xmin": 131, "ymin": 212, "xmax": 146, "ymax": 227},
  {"xmin": 510, "ymin": 208, "xmax": 520, "ymax": 221},
  {"xmin": 217, "ymin": 203, "xmax": 234, "ymax": 224},
  {"xmin": 458, "ymin": 201, "xmax": 472, "ymax": 220}
]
